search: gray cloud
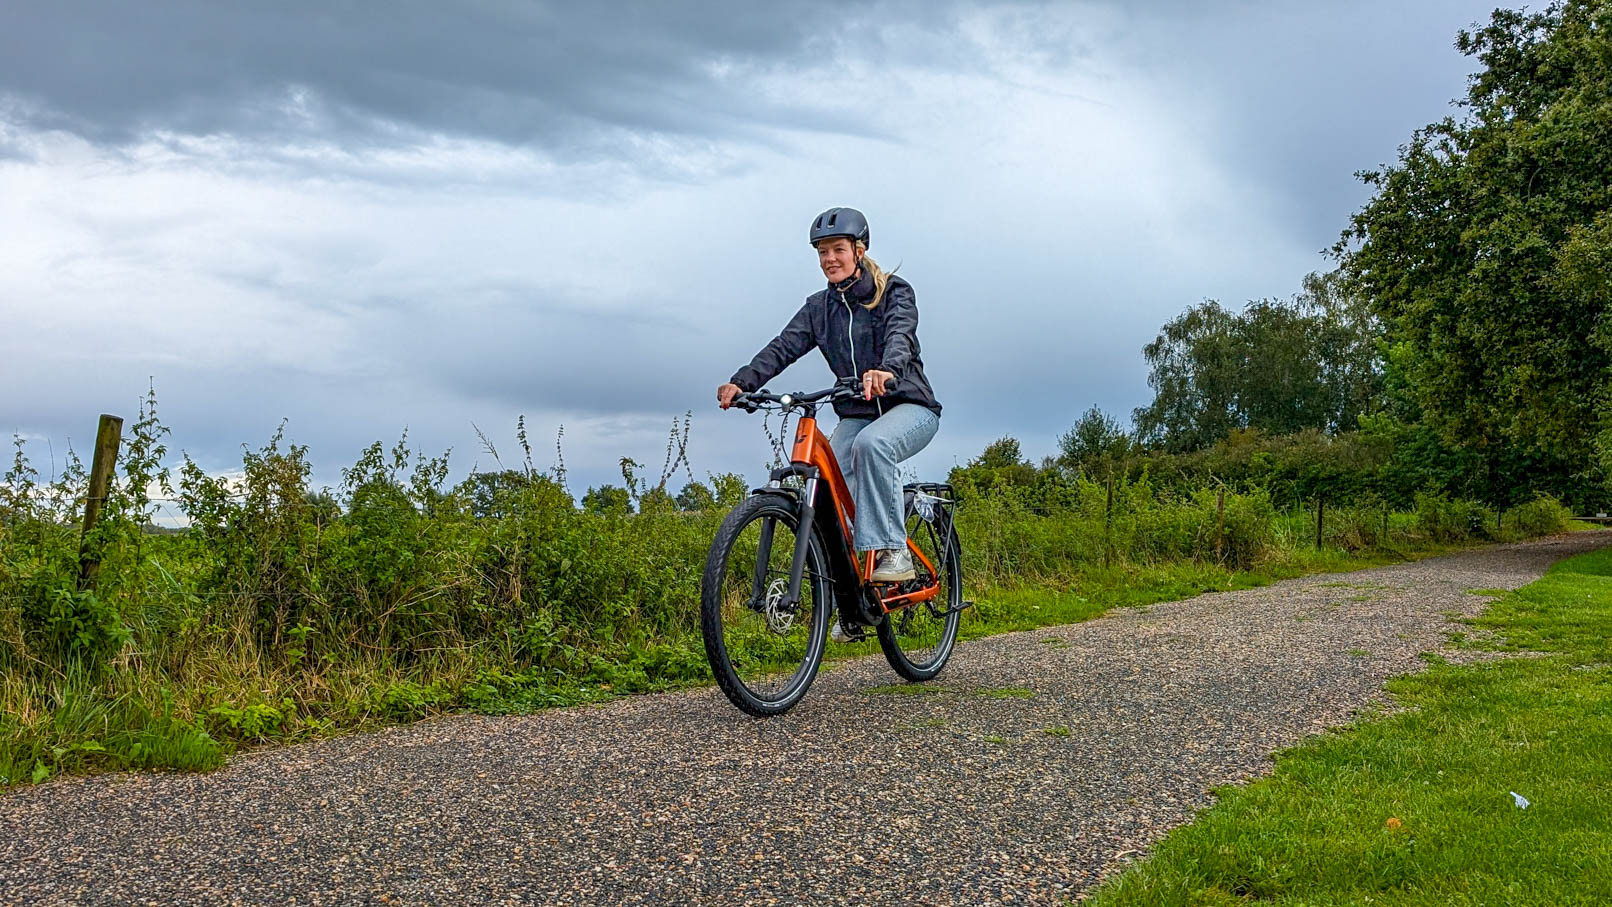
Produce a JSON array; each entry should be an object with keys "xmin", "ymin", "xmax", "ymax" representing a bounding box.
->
[
  {"xmin": 1099, "ymin": 1, "xmax": 1494, "ymax": 251},
  {"xmin": 0, "ymin": 1, "xmax": 945, "ymax": 155}
]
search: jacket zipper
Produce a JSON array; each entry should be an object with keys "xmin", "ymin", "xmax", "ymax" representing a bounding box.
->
[{"xmin": 842, "ymin": 290, "xmax": 883, "ymax": 416}]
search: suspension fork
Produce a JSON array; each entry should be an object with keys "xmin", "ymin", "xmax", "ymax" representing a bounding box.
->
[
  {"xmin": 749, "ymin": 515, "xmax": 778, "ymax": 608},
  {"xmin": 781, "ymin": 475, "xmax": 819, "ymax": 611}
]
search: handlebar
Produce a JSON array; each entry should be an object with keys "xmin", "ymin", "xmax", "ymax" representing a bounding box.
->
[{"xmin": 732, "ymin": 377, "xmax": 863, "ymax": 413}]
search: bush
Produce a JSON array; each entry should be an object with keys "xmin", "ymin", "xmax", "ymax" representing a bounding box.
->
[
  {"xmin": 1414, "ymin": 493, "xmax": 1494, "ymax": 543},
  {"xmin": 1506, "ymin": 494, "xmax": 1570, "ymax": 537}
]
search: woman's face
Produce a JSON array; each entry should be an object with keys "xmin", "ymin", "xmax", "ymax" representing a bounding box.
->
[{"xmin": 815, "ymin": 238, "xmax": 860, "ymax": 284}]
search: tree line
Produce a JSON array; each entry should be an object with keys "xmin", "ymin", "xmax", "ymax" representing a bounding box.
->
[{"xmin": 961, "ymin": 1, "xmax": 1612, "ymax": 513}]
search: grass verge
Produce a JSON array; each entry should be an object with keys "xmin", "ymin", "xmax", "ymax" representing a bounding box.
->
[{"xmin": 1083, "ymin": 543, "xmax": 1612, "ymax": 906}]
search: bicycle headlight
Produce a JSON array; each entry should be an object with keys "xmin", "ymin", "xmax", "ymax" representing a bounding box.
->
[{"xmin": 780, "ymin": 394, "xmax": 793, "ymax": 406}]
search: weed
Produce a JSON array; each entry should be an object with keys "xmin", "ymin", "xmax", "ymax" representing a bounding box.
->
[{"xmin": 977, "ymin": 687, "xmax": 1035, "ymax": 700}]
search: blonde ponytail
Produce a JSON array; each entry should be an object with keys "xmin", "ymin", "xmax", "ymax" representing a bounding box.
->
[{"xmin": 855, "ymin": 240, "xmax": 895, "ymax": 309}]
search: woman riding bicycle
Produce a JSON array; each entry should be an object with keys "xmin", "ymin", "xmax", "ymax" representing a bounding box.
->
[{"xmin": 718, "ymin": 207, "xmax": 942, "ymax": 639}]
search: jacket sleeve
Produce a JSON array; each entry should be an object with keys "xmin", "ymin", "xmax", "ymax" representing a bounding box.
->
[
  {"xmin": 729, "ymin": 299, "xmax": 818, "ymax": 391},
  {"xmin": 877, "ymin": 281, "xmax": 920, "ymax": 382}
]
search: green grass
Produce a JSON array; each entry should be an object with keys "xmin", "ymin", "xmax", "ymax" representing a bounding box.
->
[{"xmin": 1084, "ymin": 545, "xmax": 1612, "ymax": 906}]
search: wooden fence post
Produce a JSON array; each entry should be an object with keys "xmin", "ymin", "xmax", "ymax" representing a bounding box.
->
[
  {"xmin": 1216, "ymin": 489, "xmax": 1225, "ymax": 563},
  {"xmin": 77, "ymin": 414, "xmax": 123, "ymax": 590},
  {"xmin": 1104, "ymin": 474, "xmax": 1115, "ymax": 569},
  {"xmin": 1315, "ymin": 496, "xmax": 1325, "ymax": 550}
]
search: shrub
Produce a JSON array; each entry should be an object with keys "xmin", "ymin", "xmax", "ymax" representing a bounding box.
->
[{"xmin": 1507, "ymin": 494, "xmax": 1570, "ymax": 537}]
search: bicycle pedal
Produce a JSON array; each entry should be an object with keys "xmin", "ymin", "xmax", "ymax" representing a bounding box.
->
[{"xmin": 833, "ymin": 621, "xmax": 871, "ymax": 642}]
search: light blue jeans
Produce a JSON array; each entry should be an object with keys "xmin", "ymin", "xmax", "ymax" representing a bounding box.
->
[{"xmin": 828, "ymin": 403, "xmax": 941, "ymax": 551}]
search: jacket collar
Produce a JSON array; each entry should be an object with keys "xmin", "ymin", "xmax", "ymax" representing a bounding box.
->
[{"xmin": 829, "ymin": 265, "xmax": 876, "ymax": 305}]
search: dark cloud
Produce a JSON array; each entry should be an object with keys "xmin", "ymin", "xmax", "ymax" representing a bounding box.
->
[{"xmin": 0, "ymin": 0, "xmax": 929, "ymax": 154}]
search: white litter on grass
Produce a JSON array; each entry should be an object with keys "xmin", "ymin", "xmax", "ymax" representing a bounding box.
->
[{"xmin": 1510, "ymin": 791, "xmax": 1531, "ymax": 809}]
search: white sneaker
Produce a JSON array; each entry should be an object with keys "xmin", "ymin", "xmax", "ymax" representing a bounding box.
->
[
  {"xmin": 829, "ymin": 620, "xmax": 855, "ymax": 644},
  {"xmin": 871, "ymin": 548, "xmax": 916, "ymax": 582}
]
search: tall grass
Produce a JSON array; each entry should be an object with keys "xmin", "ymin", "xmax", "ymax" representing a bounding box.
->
[{"xmin": 0, "ymin": 394, "xmax": 1573, "ymax": 787}]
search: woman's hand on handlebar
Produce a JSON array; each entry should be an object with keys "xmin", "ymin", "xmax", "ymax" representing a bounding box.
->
[
  {"xmin": 717, "ymin": 383, "xmax": 742, "ymax": 410},
  {"xmin": 861, "ymin": 369, "xmax": 896, "ymax": 400}
]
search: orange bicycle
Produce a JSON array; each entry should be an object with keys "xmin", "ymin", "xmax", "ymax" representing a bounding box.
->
[{"xmin": 701, "ymin": 378, "xmax": 967, "ymax": 716}]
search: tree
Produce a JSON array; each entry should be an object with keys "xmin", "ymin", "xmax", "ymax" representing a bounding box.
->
[
  {"xmin": 582, "ymin": 484, "xmax": 632, "ymax": 515},
  {"xmin": 1056, "ymin": 406, "xmax": 1135, "ymax": 479},
  {"xmin": 1132, "ymin": 279, "xmax": 1381, "ymax": 452},
  {"xmin": 458, "ymin": 469, "xmax": 527, "ymax": 518},
  {"xmin": 675, "ymin": 481, "xmax": 717, "ymax": 511},
  {"xmin": 1338, "ymin": 1, "xmax": 1612, "ymax": 503},
  {"xmin": 949, "ymin": 436, "xmax": 1039, "ymax": 490},
  {"xmin": 1301, "ymin": 271, "xmax": 1383, "ymax": 436},
  {"xmin": 1133, "ymin": 301, "xmax": 1242, "ymax": 451}
]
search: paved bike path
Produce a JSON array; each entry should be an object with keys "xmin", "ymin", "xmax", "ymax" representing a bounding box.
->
[{"xmin": 3, "ymin": 534, "xmax": 1605, "ymax": 906}]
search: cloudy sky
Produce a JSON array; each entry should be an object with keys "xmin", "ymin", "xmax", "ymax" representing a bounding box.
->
[{"xmin": 1, "ymin": 0, "xmax": 1499, "ymax": 504}]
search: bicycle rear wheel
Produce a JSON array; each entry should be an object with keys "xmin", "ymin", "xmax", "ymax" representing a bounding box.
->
[
  {"xmin": 700, "ymin": 494, "xmax": 832, "ymax": 716},
  {"xmin": 877, "ymin": 506, "xmax": 962, "ymax": 681}
]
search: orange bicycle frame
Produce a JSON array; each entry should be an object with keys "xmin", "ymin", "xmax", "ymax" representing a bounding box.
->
[{"xmin": 790, "ymin": 415, "xmax": 940, "ymax": 613}]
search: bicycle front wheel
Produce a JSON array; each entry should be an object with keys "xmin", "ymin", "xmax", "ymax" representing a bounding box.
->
[
  {"xmin": 877, "ymin": 510, "xmax": 962, "ymax": 682},
  {"xmin": 700, "ymin": 493, "xmax": 832, "ymax": 716}
]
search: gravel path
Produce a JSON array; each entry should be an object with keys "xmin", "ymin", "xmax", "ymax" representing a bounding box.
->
[{"xmin": 3, "ymin": 533, "xmax": 1606, "ymax": 906}]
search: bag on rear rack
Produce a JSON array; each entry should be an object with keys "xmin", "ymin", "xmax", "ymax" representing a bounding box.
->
[{"xmin": 903, "ymin": 482, "xmax": 956, "ymax": 530}]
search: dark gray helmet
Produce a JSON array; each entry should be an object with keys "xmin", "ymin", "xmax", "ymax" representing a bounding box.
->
[{"xmin": 809, "ymin": 207, "xmax": 870, "ymax": 248}]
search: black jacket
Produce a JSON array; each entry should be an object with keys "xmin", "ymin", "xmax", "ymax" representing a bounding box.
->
[{"xmin": 730, "ymin": 268, "xmax": 942, "ymax": 420}]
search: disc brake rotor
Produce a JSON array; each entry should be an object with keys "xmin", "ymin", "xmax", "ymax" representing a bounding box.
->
[{"xmin": 762, "ymin": 577, "xmax": 795, "ymax": 634}]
